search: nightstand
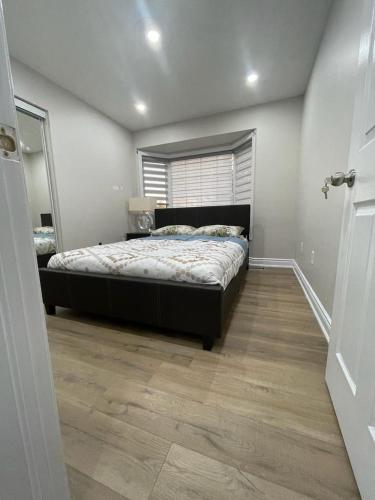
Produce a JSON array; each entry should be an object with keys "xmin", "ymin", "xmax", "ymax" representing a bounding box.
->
[{"xmin": 126, "ymin": 232, "xmax": 151, "ymax": 241}]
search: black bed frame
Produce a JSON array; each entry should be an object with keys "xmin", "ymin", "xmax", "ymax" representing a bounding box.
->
[
  {"xmin": 39, "ymin": 204, "xmax": 250, "ymax": 350},
  {"xmin": 36, "ymin": 213, "xmax": 56, "ymax": 268}
]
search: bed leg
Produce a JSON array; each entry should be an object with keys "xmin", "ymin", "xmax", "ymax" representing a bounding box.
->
[
  {"xmin": 202, "ymin": 335, "xmax": 214, "ymax": 351},
  {"xmin": 45, "ymin": 304, "xmax": 56, "ymax": 315}
]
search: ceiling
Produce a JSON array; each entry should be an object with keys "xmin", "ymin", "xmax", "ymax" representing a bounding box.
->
[
  {"xmin": 4, "ymin": 0, "xmax": 331, "ymax": 132},
  {"xmin": 143, "ymin": 130, "xmax": 251, "ymax": 155},
  {"xmin": 16, "ymin": 110, "xmax": 43, "ymax": 153}
]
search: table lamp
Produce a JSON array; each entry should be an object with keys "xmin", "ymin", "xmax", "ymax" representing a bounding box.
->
[{"xmin": 128, "ymin": 197, "xmax": 157, "ymax": 232}]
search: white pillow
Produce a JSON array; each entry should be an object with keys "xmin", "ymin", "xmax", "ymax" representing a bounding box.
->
[
  {"xmin": 151, "ymin": 225, "xmax": 196, "ymax": 236},
  {"xmin": 192, "ymin": 225, "xmax": 244, "ymax": 237}
]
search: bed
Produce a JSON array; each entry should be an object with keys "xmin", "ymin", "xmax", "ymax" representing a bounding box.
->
[
  {"xmin": 34, "ymin": 213, "xmax": 56, "ymax": 268},
  {"xmin": 39, "ymin": 204, "xmax": 250, "ymax": 350}
]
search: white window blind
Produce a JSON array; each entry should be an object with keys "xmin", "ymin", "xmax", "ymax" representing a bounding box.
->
[
  {"xmin": 170, "ymin": 153, "xmax": 234, "ymax": 207},
  {"xmin": 233, "ymin": 141, "xmax": 253, "ymax": 205},
  {"xmin": 142, "ymin": 157, "xmax": 168, "ymax": 207}
]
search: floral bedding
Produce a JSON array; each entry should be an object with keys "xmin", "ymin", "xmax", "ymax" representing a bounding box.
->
[
  {"xmin": 151, "ymin": 225, "xmax": 195, "ymax": 235},
  {"xmin": 192, "ymin": 225, "xmax": 244, "ymax": 237},
  {"xmin": 34, "ymin": 233, "xmax": 56, "ymax": 255},
  {"xmin": 48, "ymin": 235, "xmax": 248, "ymax": 289}
]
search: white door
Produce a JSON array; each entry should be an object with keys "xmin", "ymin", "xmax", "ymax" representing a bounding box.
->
[
  {"xmin": 0, "ymin": 2, "xmax": 70, "ymax": 499},
  {"xmin": 326, "ymin": 0, "xmax": 375, "ymax": 498}
]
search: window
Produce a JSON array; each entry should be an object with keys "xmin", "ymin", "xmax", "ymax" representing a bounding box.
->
[
  {"xmin": 141, "ymin": 156, "xmax": 168, "ymax": 207},
  {"xmin": 140, "ymin": 134, "xmax": 254, "ymax": 211}
]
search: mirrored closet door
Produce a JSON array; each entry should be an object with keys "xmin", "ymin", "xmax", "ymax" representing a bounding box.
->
[{"xmin": 16, "ymin": 99, "xmax": 61, "ymax": 267}]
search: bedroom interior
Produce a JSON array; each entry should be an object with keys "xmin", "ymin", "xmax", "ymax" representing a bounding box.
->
[{"xmin": 1, "ymin": 0, "xmax": 373, "ymax": 499}]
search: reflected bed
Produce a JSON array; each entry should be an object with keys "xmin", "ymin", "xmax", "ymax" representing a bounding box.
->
[{"xmin": 35, "ymin": 213, "xmax": 56, "ymax": 267}]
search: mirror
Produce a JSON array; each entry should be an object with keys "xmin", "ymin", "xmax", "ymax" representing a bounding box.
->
[{"xmin": 16, "ymin": 107, "xmax": 58, "ymax": 267}]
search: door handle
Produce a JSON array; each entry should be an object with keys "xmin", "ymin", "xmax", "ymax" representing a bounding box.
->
[{"xmin": 321, "ymin": 170, "xmax": 356, "ymax": 199}]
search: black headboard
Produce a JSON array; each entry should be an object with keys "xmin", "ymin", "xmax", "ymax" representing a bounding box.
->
[
  {"xmin": 41, "ymin": 213, "xmax": 53, "ymax": 226},
  {"xmin": 155, "ymin": 204, "xmax": 251, "ymax": 239}
]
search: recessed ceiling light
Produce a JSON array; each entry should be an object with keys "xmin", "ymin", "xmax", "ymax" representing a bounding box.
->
[
  {"xmin": 246, "ymin": 72, "xmax": 259, "ymax": 85},
  {"xmin": 135, "ymin": 102, "xmax": 147, "ymax": 114},
  {"xmin": 146, "ymin": 29, "xmax": 161, "ymax": 44}
]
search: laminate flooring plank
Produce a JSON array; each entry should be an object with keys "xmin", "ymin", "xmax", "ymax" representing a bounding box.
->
[
  {"xmin": 59, "ymin": 397, "xmax": 170, "ymax": 500},
  {"xmin": 150, "ymin": 444, "xmax": 314, "ymax": 500}
]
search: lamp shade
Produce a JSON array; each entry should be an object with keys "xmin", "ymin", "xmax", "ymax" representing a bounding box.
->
[{"xmin": 128, "ymin": 197, "xmax": 157, "ymax": 212}]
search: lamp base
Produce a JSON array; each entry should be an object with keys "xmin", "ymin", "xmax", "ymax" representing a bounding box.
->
[{"xmin": 136, "ymin": 212, "xmax": 153, "ymax": 232}]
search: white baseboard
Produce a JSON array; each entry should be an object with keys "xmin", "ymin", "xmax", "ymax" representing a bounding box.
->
[
  {"xmin": 292, "ymin": 261, "xmax": 331, "ymax": 342},
  {"xmin": 249, "ymin": 257, "xmax": 295, "ymax": 268},
  {"xmin": 249, "ymin": 256, "xmax": 331, "ymax": 342}
]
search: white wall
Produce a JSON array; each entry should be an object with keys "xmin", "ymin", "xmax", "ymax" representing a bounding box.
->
[
  {"xmin": 23, "ymin": 151, "xmax": 52, "ymax": 228},
  {"xmin": 295, "ymin": 0, "xmax": 362, "ymax": 317},
  {"xmin": 134, "ymin": 96, "xmax": 303, "ymax": 259},
  {"xmin": 30, "ymin": 152, "xmax": 51, "ymax": 226},
  {"xmin": 11, "ymin": 58, "xmax": 137, "ymax": 250}
]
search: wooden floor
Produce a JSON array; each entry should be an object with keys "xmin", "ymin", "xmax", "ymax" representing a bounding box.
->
[{"xmin": 47, "ymin": 268, "xmax": 360, "ymax": 500}]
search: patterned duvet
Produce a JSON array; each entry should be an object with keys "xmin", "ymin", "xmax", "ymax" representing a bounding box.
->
[{"xmin": 48, "ymin": 235, "xmax": 247, "ymax": 289}]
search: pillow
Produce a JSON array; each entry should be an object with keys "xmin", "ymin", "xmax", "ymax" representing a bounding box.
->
[
  {"xmin": 33, "ymin": 226, "xmax": 55, "ymax": 234},
  {"xmin": 192, "ymin": 224, "xmax": 244, "ymax": 237},
  {"xmin": 151, "ymin": 225, "xmax": 196, "ymax": 236}
]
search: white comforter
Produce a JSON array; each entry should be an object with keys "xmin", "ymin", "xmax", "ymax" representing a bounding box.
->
[{"xmin": 48, "ymin": 237, "xmax": 246, "ymax": 289}]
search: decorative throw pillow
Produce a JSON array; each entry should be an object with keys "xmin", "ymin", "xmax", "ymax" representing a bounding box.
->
[
  {"xmin": 33, "ymin": 226, "xmax": 55, "ymax": 234},
  {"xmin": 192, "ymin": 225, "xmax": 244, "ymax": 237},
  {"xmin": 151, "ymin": 225, "xmax": 196, "ymax": 236}
]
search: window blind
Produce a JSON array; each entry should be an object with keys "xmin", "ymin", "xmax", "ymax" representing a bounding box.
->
[
  {"xmin": 142, "ymin": 157, "xmax": 168, "ymax": 208},
  {"xmin": 170, "ymin": 153, "xmax": 234, "ymax": 207},
  {"xmin": 234, "ymin": 141, "xmax": 253, "ymax": 205}
]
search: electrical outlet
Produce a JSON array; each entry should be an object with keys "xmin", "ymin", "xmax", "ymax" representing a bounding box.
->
[
  {"xmin": 300, "ymin": 241, "xmax": 304, "ymax": 254},
  {"xmin": 310, "ymin": 250, "xmax": 315, "ymax": 265}
]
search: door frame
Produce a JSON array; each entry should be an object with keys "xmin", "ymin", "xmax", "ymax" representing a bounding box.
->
[{"xmin": 15, "ymin": 96, "xmax": 63, "ymax": 252}]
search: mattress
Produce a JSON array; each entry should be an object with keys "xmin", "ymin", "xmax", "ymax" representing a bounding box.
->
[
  {"xmin": 47, "ymin": 235, "xmax": 248, "ymax": 289},
  {"xmin": 34, "ymin": 234, "xmax": 56, "ymax": 256}
]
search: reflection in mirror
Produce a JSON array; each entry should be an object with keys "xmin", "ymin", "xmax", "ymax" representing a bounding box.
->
[{"xmin": 17, "ymin": 109, "xmax": 57, "ymax": 267}]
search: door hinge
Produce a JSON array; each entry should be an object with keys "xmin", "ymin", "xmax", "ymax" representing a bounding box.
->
[{"xmin": 0, "ymin": 123, "xmax": 19, "ymax": 161}]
